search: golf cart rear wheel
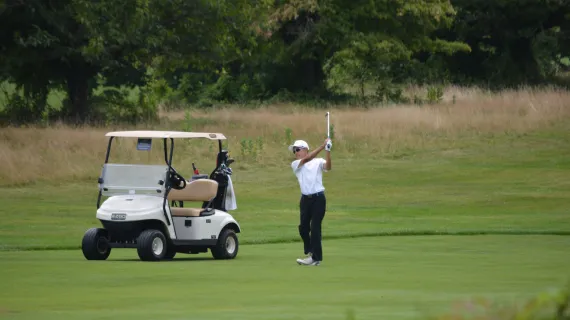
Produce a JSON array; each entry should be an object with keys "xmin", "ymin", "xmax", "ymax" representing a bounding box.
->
[
  {"xmin": 211, "ymin": 228, "xmax": 238, "ymax": 260},
  {"xmin": 82, "ymin": 228, "xmax": 111, "ymax": 260},
  {"xmin": 137, "ymin": 229, "xmax": 167, "ymax": 261}
]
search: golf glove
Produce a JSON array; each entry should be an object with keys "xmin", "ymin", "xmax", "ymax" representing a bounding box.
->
[{"xmin": 325, "ymin": 140, "xmax": 332, "ymax": 151}]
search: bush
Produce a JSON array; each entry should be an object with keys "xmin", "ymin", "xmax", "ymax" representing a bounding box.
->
[{"xmin": 426, "ymin": 85, "xmax": 444, "ymax": 104}]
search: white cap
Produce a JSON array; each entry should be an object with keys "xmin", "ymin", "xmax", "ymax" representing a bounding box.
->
[{"xmin": 288, "ymin": 140, "xmax": 310, "ymax": 152}]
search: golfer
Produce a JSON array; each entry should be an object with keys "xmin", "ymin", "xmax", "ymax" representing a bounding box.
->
[{"xmin": 289, "ymin": 138, "xmax": 332, "ymax": 266}]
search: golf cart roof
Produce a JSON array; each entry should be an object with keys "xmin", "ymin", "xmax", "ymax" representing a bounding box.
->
[{"xmin": 105, "ymin": 130, "xmax": 226, "ymax": 140}]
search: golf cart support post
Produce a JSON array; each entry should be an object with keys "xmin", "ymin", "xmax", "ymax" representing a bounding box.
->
[{"xmin": 84, "ymin": 130, "xmax": 240, "ymax": 262}]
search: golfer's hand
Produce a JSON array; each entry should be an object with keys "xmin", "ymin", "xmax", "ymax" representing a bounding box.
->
[{"xmin": 325, "ymin": 138, "xmax": 332, "ymax": 151}]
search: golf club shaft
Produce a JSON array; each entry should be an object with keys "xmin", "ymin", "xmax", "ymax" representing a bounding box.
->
[{"xmin": 326, "ymin": 112, "xmax": 330, "ymax": 138}]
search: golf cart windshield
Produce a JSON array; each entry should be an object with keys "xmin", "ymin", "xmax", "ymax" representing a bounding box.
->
[{"xmin": 99, "ymin": 163, "xmax": 169, "ymax": 197}]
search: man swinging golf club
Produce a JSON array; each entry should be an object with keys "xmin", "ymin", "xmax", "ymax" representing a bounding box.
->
[{"xmin": 289, "ymin": 112, "xmax": 332, "ymax": 266}]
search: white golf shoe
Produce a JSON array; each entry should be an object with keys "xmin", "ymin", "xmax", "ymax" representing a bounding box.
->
[{"xmin": 296, "ymin": 254, "xmax": 320, "ymax": 266}]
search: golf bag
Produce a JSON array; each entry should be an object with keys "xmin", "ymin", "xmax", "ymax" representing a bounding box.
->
[{"xmin": 202, "ymin": 150, "xmax": 234, "ymax": 211}]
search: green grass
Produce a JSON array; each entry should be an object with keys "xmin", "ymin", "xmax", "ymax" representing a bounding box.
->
[
  {"xmin": 0, "ymin": 236, "xmax": 569, "ymax": 320},
  {"xmin": 0, "ymin": 122, "xmax": 569, "ymax": 319}
]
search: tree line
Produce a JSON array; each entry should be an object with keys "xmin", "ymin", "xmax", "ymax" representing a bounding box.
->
[{"xmin": 1, "ymin": 0, "xmax": 569, "ymax": 124}]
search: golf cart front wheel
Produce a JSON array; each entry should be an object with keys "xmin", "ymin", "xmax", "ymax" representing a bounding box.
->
[
  {"xmin": 164, "ymin": 244, "xmax": 177, "ymax": 260},
  {"xmin": 82, "ymin": 228, "xmax": 111, "ymax": 260},
  {"xmin": 211, "ymin": 228, "xmax": 239, "ymax": 260},
  {"xmin": 137, "ymin": 229, "xmax": 167, "ymax": 261}
]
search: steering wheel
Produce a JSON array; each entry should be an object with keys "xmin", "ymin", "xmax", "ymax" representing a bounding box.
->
[{"xmin": 168, "ymin": 167, "xmax": 187, "ymax": 190}]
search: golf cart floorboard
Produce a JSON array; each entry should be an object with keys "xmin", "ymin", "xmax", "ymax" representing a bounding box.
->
[
  {"xmin": 172, "ymin": 239, "xmax": 218, "ymax": 246},
  {"xmin": 109, "ymin": 242, "xmax": 138, "ymax": 248}
]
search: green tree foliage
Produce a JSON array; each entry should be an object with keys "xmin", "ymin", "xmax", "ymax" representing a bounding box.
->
[
  {"xmin": 0, "ymin": 0, "xmax": 235, "ymax": 123},
  {"xmin": 1, "ymin": 0, "xmax": 569, "ymax": 123},
  {"xmin": 134, "ymin": 0, "xmax": 266, "ymax": 106},
  {"xmin": 215, "ymin": 0, "xmax": 471, "ymax": 101},
  {"xmin": 440, "ymin": 0, "xmax": 570, "ymax": 87},
  {"xmin": 317, "ymin": 0, "xmax": 471, "ymax": 96},
  {"xmin": 0, "ymin": 0, "xmax": 152, "ymax": 122}
]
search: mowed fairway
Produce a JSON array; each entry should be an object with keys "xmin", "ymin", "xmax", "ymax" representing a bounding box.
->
[
  {"xmin": 1, "ymin": 236, "xmax": 569, "ymax": 320},
  {"xmin": 1, "ymin": 91, "xmax": 570, "ymax": 319}
]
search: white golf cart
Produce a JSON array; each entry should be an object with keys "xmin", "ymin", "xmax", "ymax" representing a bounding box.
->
[{"xmin": 81, "ymin": 130, "xmax": 241, "ymax": 262}]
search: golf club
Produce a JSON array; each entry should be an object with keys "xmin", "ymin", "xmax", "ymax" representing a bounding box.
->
[{"xmin": 326, "ymin": 111, "xmax": 330, "ymax": 138}]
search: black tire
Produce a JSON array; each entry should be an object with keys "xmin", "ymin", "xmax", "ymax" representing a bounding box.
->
[
  {"xmin": 164, "ymin": 244, "xmax": 177, "ymax": 260},
  {"xmin": 82, "ymin": 228, "xmax": 111, "ymax": 260},
  {"xmin": 136, "ymin": 229, "xmax": 167, "ymax": 261},
  {"xmin": 211, "ymin": 228, "xmax": 239, "ymax": 260}
]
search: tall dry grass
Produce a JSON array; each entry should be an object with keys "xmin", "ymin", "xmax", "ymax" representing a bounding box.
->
[{"xmin": 0, "ymin": 87, "xmax": 569, "ymax": 186}]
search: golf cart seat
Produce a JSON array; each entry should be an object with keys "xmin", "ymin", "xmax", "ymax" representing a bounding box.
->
[{"xmin": 167, "ymin": 179, "xmax": 218, "ymax": 217}]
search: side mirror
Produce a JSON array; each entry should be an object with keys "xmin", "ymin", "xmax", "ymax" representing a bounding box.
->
[{"xmin": 227, "ymin": 158, "xmax": 235, "ymax": 165}]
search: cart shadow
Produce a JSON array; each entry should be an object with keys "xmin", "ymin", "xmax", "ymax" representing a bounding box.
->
[{"xmin": 111, "ymin": 257, "xmax": 220, "ymax": 262}]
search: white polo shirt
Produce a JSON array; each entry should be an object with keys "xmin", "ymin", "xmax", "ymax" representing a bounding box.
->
[{"xmin": 291, "ymin": 158, "xmax": 328, "ymax": 195}]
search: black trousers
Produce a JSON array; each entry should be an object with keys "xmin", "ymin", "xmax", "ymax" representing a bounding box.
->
[{"xmin": 298, "ymin": 192, "xmax": 326, "ymax": 261}]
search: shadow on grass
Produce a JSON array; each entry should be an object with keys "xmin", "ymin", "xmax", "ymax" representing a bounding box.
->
[{"xmin": 109, "ymin": 256, "xmax": 217, "ymax": 262}]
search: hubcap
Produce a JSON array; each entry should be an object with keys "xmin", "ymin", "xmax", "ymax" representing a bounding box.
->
[
  {"xmin": 152, "ymin": 237, "xmax": 164, "ymax": 256},
  {"xmin": 225, "ymin": 236, "xmax": 236, "ymax": 254}
]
